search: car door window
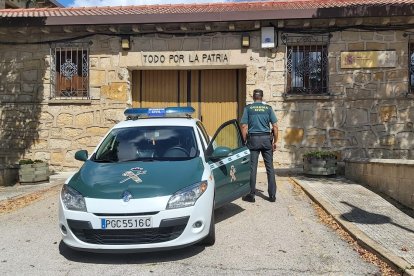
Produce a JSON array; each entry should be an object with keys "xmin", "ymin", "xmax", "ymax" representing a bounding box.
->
[
  {"xmin": 211, "ymin": 122, "xmax": 242, "ymax": 151},
  {"xmin": 206, "ymin": 119, "xmax": 250, "ymax": 208}
]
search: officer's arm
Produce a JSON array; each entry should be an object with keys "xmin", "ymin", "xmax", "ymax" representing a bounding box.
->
[
  {"xmin": 240, "ymin": 107, "xmax": 248, "ymax": 144},
  {"xmin": 272, "ymin": 123, "xmax": 278, "ymax": 151},
  {"xmin": 241, "ymin": 124, "xmax": 248, "ymax": 144},
  {"xmin": 272, "ymin": 123, "xmax": 278, "ymax": 143}
]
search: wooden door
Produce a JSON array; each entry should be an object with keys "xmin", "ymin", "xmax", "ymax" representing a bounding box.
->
[
  {"xmin": 198, "ymin": 69, "xmax": 246, "ymax": 135},
  {"xmin": 132, "ymin": 70, "xmax": 180, "ymax": 108},
  {"xmin": 131, "ymin": 69, "xmax": 246, "ymax": 136}
]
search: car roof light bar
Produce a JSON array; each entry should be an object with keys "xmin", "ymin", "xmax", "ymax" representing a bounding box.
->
[{"xmin": 124, "ymin": 107, "xmax": 196, "ymax": 120}]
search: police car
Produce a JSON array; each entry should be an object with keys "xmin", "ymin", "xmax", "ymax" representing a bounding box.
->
[{"xmin": 59, "ymin": 107, "xmax": 251, "ymax": 252}]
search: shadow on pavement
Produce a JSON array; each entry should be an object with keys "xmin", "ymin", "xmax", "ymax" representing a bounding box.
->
[
  {"xmin": 59, "ymin": 202, "xmax": 245, "ymax": 263},
  {"xmin": 59, "ymin": 241, "xmax": 205, "ymax": 264},
  {"xmin": 340, "ymin": 201, "xmax": 414, "ymax": 234},
  {"xmin": 255, "ymin": 188, "xmax": 269, "ymax": 201},
  {"xmin": 215, "ymin": 202, "xmax": 245, "ymax": 224},
  {"xmin": 274, "ymin": 168, "xmax": 301, "ymax": 177}
]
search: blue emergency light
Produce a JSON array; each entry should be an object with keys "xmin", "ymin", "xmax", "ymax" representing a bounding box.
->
[{"xmin": 124, "ymin": 107, "xmax": 195, "ymax": 120}]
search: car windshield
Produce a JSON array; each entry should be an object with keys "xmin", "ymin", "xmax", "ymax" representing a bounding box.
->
[{"xmin": 93, "ymin": 126, "xmax": 199, "ymax": 162}]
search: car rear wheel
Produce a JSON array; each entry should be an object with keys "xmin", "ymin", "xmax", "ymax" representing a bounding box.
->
[{"xmin": 201, "ymin": 207, "xmax": 215, "ymax": 246}]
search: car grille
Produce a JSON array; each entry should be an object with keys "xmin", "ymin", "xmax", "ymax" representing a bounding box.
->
[{"xmin": 68, "ymin": 217, "xmax": 188, "ymax": 245}]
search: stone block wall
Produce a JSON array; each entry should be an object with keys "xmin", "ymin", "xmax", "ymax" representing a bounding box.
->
[
  {"xmin": 345, "ymin": 159, "xmax": 414, "ymax": 209},
  {"xmin": 0, "ymin": 40, "xmax": 128, "ymax": 172},
  {"xmin": 273, "ymin": 28, "xmax": 414, "ymax": 167},
  {"xmin": 0, "ymin": 19, "xmax": 414, "ymax": 171}
]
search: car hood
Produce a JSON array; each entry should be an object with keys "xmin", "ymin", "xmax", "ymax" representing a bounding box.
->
[{"xmin": 68, "ymin": 158, "xmax": 204, "ymax": 199}]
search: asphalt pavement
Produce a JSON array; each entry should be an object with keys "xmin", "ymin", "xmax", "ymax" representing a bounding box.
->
[{"xmin": 0, "ymin": 173, "xmax": 380, "ymax": 275}]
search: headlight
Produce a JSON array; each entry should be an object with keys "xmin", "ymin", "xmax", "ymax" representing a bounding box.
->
[
  {"xmin": 61, "ymin": 185, "xmax": 87, "ymax": 212},
  {"xmin": 166, "ymin": 181, "xmax": 208, "ymax": 209}
]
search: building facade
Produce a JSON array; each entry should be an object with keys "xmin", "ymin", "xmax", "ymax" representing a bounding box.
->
[{"xmin": 0, "ymin": 1, "xmax": 414, "ymax": 172}]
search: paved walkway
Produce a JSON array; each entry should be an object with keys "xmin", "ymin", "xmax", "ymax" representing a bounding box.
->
[
  {"xmin": 0, "ymin": 172, "xmax": 72, "ymax": 202},
  {"xmin": 292, "ymin": 175, "xmax": 414, "ymax": 275}
]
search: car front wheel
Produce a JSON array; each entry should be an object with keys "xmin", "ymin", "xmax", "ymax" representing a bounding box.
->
[{"xmin": 201, "ymin": 208, "xmax": 215, "ymax": 246}]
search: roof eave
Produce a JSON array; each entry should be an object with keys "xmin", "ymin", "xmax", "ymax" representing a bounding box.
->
[
  {"xmin": 44, "ymin": 6, "xmax": 414, "ymax": 26},
  {"xmin": 45, "ymin": 9, "xmax": 318, "ymax": 26},
  {"xmin": 1, "ymin": 5, "xmax": 413, "ymax": 27}
]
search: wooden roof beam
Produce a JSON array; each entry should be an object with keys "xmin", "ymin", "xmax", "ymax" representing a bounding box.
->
[
  {"xmin": 17, "ymin": 27, "xmax": 27, "ymax": 34},
  {"xmin": 63, "ymin": 26, "xmax": 73, "ymax": 33},
  {"xmin": 381, "ymin": 17, "xmax": 390, "ymax": 25},
  {"xmin": 109, "ymin": 26, "xmax": 119, "ymax": 33},
  {"xmin": 40, "ymin": 27, "xmax": 50, "ymax": 34},
  {"xmin": 131, "ymin": 25, "xmax": 140, "ymax": 33},
  {"xmin": 354, "ymin": 18, "xmax": 363, "ymax": 25}
]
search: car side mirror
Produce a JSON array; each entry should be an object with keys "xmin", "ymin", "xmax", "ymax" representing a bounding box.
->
[
  {"xmin": 75, "ymin": 150, "xmax": 88, "ymax": 162},
  {"xmin": 206, "ymin": 146, "xmax": 232, "ymax": 161}
]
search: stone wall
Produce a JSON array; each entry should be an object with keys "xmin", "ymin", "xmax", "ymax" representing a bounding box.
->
[
  {"xmin": 0, "ymin": 40, "xmax": 128, "ymax": 172},
  {"xmin": 274, "ymin": 29, "xmax": 414, "ymax": 167},
  {"xmin": 345, "ymin": 159, "xmax": 414, "ymax": 209},
  {"xmin": 0, "ymin": 18, "xmax": 414, "ymax": 172}
]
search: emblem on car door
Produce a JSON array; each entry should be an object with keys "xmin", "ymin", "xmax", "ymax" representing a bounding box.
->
[{"xmin": 230, "ymin": 165, "xmax": 237, "ymax": 182}]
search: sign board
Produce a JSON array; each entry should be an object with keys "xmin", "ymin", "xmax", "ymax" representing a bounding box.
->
[
  {"xmin": 261, "ymin": 27, "xmax": 275, "ymax": 48},
  {"xmin": 141, "ymin": 51, "xmax": 230, "ymax": 66},
  {"xmin": 340, "ymin": 51, "xmax": 397, "ymax": 69}
]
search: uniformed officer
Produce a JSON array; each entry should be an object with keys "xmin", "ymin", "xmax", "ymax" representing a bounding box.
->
[{"xmin": 240, "ymin": 89, "xmax": 278, "ymax": 203}]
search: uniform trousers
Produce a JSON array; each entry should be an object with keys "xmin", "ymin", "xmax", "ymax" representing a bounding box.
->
[{"xmin": 247, "ymin": 134, "xmax": 277, "ymax": 197}]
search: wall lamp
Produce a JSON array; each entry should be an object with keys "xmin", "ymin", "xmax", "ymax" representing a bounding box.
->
[
  {"xmin": 241, "ymin": 33, "xmax": 250, "ymax": 48},
  {"xmin": 121, "ymin": 36, "xmax": 131, "ymax": 50}
]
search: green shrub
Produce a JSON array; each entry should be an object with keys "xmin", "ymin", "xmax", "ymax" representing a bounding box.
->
[
  {"xmin": 303, "ymin": 150, "xmax": 336, "ymax": 159},
  {"xmin": 19, "ymin": 159, "xmax": 44, "ymax": 165}
]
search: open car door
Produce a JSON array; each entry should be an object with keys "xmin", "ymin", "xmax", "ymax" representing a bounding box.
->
[{"xmin": 205, "ymin": 119, "xmax": 251, "ymax": 208}]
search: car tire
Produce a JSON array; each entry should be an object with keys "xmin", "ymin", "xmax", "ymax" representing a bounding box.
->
[{"xmin": 201, "ymin": 207, "xmax": 215, "ymax": 246}]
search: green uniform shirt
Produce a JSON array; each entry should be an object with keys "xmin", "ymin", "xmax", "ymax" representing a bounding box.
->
[{"xmin": 240, "ymin": 102, "xmax": 277, "ymax": 133}]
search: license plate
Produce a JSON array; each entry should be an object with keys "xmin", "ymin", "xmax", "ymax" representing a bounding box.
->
[{"xmin": 101, "ymin": 217, "xmax": 152, "ymax": 229}]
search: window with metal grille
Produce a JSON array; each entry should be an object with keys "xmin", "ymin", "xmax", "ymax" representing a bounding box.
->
[
  {"xmin": 282, "ymin": 34, "xmax": 329, "ymax": 95},
  {"xmin": 50, "ymin": 43, "xmax": 89, "ymax": 99},
  {"xmin": 410, "ymin": 43, "xmax": 414, "ymax": 93}
]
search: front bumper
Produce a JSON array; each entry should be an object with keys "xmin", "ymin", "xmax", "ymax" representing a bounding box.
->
[{"xmin": 58, "ymin": 194, "xmax": 213, "ymax": 252}]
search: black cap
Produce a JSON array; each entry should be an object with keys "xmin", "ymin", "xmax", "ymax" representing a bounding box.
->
[{"xmin": 253, "ymin": 89, "xmax": 263, "ymax": 97}]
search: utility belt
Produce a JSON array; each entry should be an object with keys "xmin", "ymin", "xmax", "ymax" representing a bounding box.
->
[
  {"xmin": 246, "ymin": 132, "xmax": 273, "ymax": 150},
  {"xmin": 248, "ymin": 132, "xmax": 271, "ymax": 137}
]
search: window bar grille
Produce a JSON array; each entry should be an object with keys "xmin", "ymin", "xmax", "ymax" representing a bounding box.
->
[
  {"xmin": 409, "ymin": 40, "xmax": 414, "ymax": 94},
  {"xmin": 50, "ymin": 42, "xmax": 90, "ymax": 99},
  {"xmin": 49, "ymin": 46, "xmax": 55, "ymax": 99},
  {"xmin": 282, "ymin": 34, "xmax": 330, "ymax": 95}
]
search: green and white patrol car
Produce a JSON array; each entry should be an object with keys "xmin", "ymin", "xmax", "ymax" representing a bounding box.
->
[{"xmin": 59, "ymin": 107, "xmax": 251, "ymax": 252}]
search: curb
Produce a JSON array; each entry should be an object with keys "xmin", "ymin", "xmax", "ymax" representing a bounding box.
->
[
  {"xmin": 0, "ymin": 182, "xmax": 61, "ymax": 202},
  {"xmin": 289, "ymin": 177, "xmax": 414, "ymax": 276}
]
